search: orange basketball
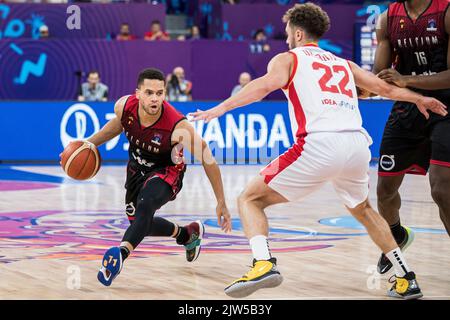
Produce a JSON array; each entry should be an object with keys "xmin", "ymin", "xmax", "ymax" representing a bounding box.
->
[{"xmin": 60, "ymin": 141, "xmax": 101, "ymax": 180}]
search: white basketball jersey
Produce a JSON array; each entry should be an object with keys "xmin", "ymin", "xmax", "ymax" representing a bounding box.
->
[{"xmin": 283, "ymin": 44, "xmax": 363, "ymax": 138}]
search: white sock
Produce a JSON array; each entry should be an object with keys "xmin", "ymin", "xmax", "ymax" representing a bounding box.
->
[
  {"xmin": 249, "ymin": 235, "xmax": 272, "ymax": 261},
  {"xmin": 386, "ymin": 247, "xmax": 410, "ymax": 277}
]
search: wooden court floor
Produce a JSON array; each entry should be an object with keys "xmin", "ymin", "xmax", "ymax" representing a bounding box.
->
[{"xmin": 0, "ymin": 165, "xmax": 449, "ymax": 299}]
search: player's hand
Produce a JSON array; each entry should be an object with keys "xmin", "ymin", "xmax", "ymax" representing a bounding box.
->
[
  {"xmin": 189, "ymin": 105, "xmax": 227, "ymax": 123},
  {"xmin": 377, "ymin": 68, "xmax": 408, "ymax": 88},
  {"xmin": 415, "ymin": 96, "xmax": 448, "ymax": 119},
  {"xmin": 216, "ymin": 201, "xmax": 232, "ymax": 233}
]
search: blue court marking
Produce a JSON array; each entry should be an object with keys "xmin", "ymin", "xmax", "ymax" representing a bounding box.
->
[
  {"xmin": 9, "ymin": 43, "xmax": 23, "ymax": 55},
  {"xmin": 204, "ymin": 218, "xmax": 367, "ymax": 237},
  {"xmin": 0, "ymin": 167, "xmax": 64, "ymax": 184},
  {"xmin": 0, "ymin": 166, "xmax": 96, "ymax": 185},
  {"xmin": 320, "ymin": 216, "xmax": 446, "ymax": 234}
]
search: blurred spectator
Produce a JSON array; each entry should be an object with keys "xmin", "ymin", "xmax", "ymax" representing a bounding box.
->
[
  {"xmin": 116, "ymin": 23, "xmax": 136, "ymax": 41},
  {"xmin": 186, "ymin": 25, "xmax": 201, "ymax": 40},
  {"xmin": 250, "ymin": 29, "xmax": 271, "ymax": 53},
  {"xmin": 166, "ymin": 67, "xmax": 192, "ymax": 102},
  {"xmin": 231, "ymin": 72, "xmax": 251, "ymax": 96},
  {"xmin": 222, "ymin": 0, "xmax": 238, "ymax": 4},
  {"xmin": 78, "ymin": 71, "xmax": 109, "ymax": 102},
  {"xmin": 39, "ymin": 25, "xmax": 50, "ymax": 39},
  {"xmin": 144, "ymin": 20, "xmax": 170, "ymax": 41}
]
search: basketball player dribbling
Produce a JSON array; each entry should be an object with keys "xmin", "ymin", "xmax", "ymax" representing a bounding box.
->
[
  {"xmin": 191, "ymin": 3, "xmax": 447, "ymax": 299},
  {"xmin": 362, "ymin": 0, "xmax": 450, "ymax": 276},
  {"xmin": 62, "ymin": 68, "xmax": 232, "ymax": 286}
]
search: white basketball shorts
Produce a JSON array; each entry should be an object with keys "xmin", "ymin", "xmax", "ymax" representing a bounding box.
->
[{"xmin": 260, "ymin": 131, "xmax": 372, "ymax": 208}]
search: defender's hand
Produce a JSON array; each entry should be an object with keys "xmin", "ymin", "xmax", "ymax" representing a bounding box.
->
[
  {"xmin": 378, "ymin": 68, "xmax": 408, "ymax": 88},
  {"xmin": 415, "ymin": 96, "xmax": 448, "ymax": 119},
  {"xmin": 189, "ymin": 106, "xmax": 227, "ymax": 123},
  {"xmin": 216, "ymin": 202, "xmax": 232, "ymax": 233}
]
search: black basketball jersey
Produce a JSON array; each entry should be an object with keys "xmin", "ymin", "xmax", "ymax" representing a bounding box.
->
[
  {"xmin": 388, "ymin": 0, "xmax": 449, "ymax": 76},
  {"xmin": 121, "ymin": 94, "xmax": 186, "ymax": 173}
]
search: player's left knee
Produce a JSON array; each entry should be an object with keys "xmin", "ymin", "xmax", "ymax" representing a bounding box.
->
[{"xmin": 237, "ymin": 188, "xmax": 267, "ymax": 210}]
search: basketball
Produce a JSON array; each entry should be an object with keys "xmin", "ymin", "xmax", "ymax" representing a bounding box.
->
[{"xmin": 60, "ymin": 141, "xmax": 101, "ymax": 180}]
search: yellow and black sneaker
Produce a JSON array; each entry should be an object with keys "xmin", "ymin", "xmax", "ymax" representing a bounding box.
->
[
  {"xmin": 224, "ymin": 258, "xmax": 283, "ymax": 298},
  {"xmin": 388, "ymin": 271, "xmax": 423, "ymax": 300}
]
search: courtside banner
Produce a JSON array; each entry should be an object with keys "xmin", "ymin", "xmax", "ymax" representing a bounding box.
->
[{"xmin": 0, "ymin": 100, "xmax": 392, "ymax": 163}]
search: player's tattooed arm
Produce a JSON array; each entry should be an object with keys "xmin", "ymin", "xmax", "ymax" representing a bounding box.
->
[
  {"xmin": 378, "ymin": 8, "xmax": 450, "ymax": 90},
  {"xmin": 189, "ymin": 52, "xmax": 292, "ymax": 123},
  {"xmin": 87, "ymin": 95, "xmax": 128, "ymax": 147},
  {"xmin": 349, "ymin": 60, "xmax": 448, "ymax": 119},
  {"xmin": 172, "ymin": 120, "xmax": 232, "ymax": 232}
]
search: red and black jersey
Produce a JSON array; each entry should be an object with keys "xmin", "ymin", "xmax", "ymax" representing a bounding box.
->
[
  {"xmin": 120, "ymin": 94, "xmax": 186, "ymax": 173},
  {"xmin": 388, "ymin": 0, "xmax": 449, "ymax": 77}
]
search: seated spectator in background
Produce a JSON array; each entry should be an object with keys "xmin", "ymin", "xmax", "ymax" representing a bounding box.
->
[
  {"xmin": 186, "ymin": 25, "xmax": 201, "ymax": 40},
  {"xmin": 116, "ymin": 23, "xmax": 136, "ymax": 41},
  {"xmin": 166, "ymin": 67, "xmax": 192, "ymax": 102},
  {"xmin": 39, "ymin": 25, "xmax": 50, "ymax": 39},
  {"xmin": 250, "ymin": 29, "xmax": 271, "ymax": 53},
  {"xmin": 231, "ymin": 72, "xmax": 251, "ymax": 96},
  {"xmin": 78, "ymin": 71, "xmax": 109, "ymax": 102},
  {"xmin": 144, "ymin": 20, "xmax": 170, "ymax": 41}
]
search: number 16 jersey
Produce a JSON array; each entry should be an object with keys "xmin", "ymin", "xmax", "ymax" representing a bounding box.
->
[{"xmin": 282, "ymin": 43, "xmax": 362, "ymax": 138}]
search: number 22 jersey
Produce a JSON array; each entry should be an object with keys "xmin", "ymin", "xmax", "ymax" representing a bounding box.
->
[{"xmin": 282, "ymin": 43, "xmax": 363, "ymax": 139}]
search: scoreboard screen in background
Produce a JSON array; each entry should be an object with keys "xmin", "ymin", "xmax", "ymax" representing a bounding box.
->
[{"xmin": 354, "ymin": 22, "xmax": 378, "ymax": 71}]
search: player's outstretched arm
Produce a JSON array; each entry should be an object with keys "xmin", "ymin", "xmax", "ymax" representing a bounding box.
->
[
  {"xmin": 172, "ymin": 120, "xmax": 232, "ymax": 233},
  {"xmin": 190, "ymin": 52, "xmax": 292, "ymax": 123},
  {"xmin": 87, "ymin": 95, "xmax": 128, "ymax": 147},
  {"xmin": 349, "ymin": 61, "xmax": 448, "ymax": 119}
]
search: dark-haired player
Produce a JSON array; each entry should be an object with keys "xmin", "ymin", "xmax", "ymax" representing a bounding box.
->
[
  {"xmin": 72, "ymin": 68, "xmax": 232, "ymax": 286},
  {"xmin": 192, "ymin": 2, "xmax": 447, "ymax": 299},
  {"xmin": 366, "ymin": 0, "xmax": 450, "ymax": 275}
]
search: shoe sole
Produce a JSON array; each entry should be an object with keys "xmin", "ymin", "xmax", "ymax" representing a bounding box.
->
[
  {"xmin": 189, "ymin": 220, "xmax": 204, "ymax": 262},
  {"xmin": 97, "ymin": 268, "xmax": 112, "ymax": 287},
  {"xmin": 98, "ymin": 247, "xmax": 122, "ymax": 286},
  {"xmin": 224, "ymin": 273, "xmax": 283, "ymax": 298},
  {"xmin": 387, "ymin": 290, "xmax": 423, "ymax": 300},
  {"xmin": 378, "ymin": 227, "xmax": 415, "ymax": 274}
]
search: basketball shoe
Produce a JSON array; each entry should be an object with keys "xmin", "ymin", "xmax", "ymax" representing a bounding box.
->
[
  {"xmin": 224, "ymin": 258, "xmax": 283, "ymax": 298},
  {"xmin": 182, "ymin": 220, "xmax": 205, "ymax": 262},
  {"xmin": 377, "ymin": 226, "xmax": 415, "ymax": 274},
  {"xmin": 388, "ymin": 271, "xmax": 423, "ymax": 300},
  {"xmin": 97, "ymin": 246, "xmax": 123, "ymax": 286}
]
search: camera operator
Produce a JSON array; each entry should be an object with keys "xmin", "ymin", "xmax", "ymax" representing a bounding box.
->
[{"xmin": 166, "ymin": 66, "xmax": 192, "ymax": 102}]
